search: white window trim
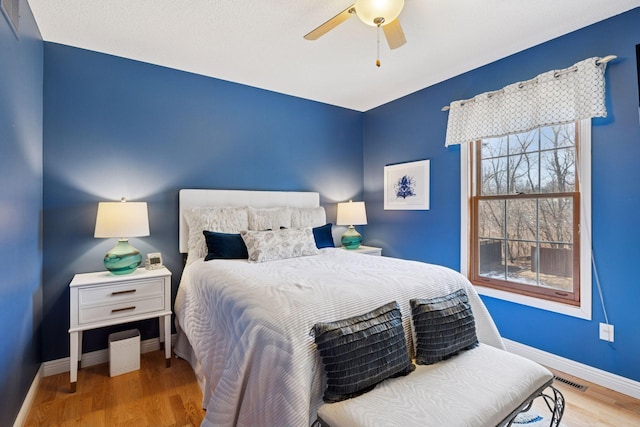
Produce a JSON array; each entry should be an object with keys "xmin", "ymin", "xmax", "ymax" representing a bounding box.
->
[{"xmin": 459, "ymin": 120, "xmax": 592, "ymax": 320}]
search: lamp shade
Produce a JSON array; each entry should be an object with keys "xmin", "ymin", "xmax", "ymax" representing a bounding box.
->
[
  {"xmin": 94, "ymin": 200, "xmax": 150, "ymax": 238},
  {"xmin": 354, "ymin": 0, "xmax": 404, "ymax": 26},
  {"xmin": 336, "ymin": 201, "xmax": 368, "ymax": 226}
]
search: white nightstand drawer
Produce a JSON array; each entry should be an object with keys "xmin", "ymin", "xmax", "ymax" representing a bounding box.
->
[
  {"xmin": 78, "ymin": 295, "xmax": 165, "ymax": 325},
  {"xmin": 79, "ymin": 278, "xmax": 164, "ymax": 306}
]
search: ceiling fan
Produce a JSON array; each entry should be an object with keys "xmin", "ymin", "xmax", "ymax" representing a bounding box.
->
[{"xmin": 304, "ymin": 0, "xmax": 407, "ymax": 66}]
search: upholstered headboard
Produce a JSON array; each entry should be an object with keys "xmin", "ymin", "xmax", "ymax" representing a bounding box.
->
[{"xmin": 179, "ymin": 189, "xmax": 320, "ymax": 254}]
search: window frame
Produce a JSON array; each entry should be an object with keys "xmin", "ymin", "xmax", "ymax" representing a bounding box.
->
[{"xmin": 459, "ymin": 120, "xmax": 592, "ymax": 320}]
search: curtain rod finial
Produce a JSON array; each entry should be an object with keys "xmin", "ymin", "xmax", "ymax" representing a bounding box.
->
[{"xmin": 597, "ymin": 55, "xmax": 617, "ymax": 65}]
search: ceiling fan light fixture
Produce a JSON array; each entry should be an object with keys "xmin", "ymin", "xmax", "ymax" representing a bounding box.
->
[{"xmin": 354, "ymin": 0, "xmax": 405, "ymax": 26}]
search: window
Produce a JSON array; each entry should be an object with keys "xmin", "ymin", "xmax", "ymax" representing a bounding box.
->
[
  {"xmin": 447, "ymin": 58, "xmax": 606, "ymax": 320},
  {"xmin": 460, "ymin": 120, "xmax": 592, "ymax": 319}
]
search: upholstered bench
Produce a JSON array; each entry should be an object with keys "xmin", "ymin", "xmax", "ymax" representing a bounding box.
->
[{"xmin": 315, "ymin": 344, "xmax": 564, "ymax": 427}]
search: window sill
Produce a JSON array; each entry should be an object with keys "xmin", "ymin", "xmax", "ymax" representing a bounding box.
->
[{"xmin": 475, "ymin": 284, "xmax": 591, "ymax": 320}]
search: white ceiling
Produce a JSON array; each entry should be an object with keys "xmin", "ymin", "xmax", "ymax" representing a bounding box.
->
[{"xmin": 27, "ymin": 0, "xmax": 640, "ymax": 112}]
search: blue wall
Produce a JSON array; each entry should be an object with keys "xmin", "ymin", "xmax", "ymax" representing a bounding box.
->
[
  {"xmin": 0, "ymin": 1, "xmax": 43, "ymax": 425},
  {"xmin": 364, "ymin": 8, "xmax": 640, "ymax": 381},
  {"xmin": 42, "ymin": 43, "xmax": 364, "ymax": 361}
]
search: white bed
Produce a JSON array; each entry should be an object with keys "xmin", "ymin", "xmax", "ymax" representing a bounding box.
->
[{"xmin": 173, "ymin": 189, "xmax": 506, "ymax": 427}]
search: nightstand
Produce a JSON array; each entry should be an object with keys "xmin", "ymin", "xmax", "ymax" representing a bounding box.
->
[
  {"xmin": 340, "ymin": 245, "xmax": 382, "ymax": 256},
  {"xmin": 68, "ymin": 267, "xmax": 172, "ymax": 392}
]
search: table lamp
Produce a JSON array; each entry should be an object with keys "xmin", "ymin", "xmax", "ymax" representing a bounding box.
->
[
  {"xmin": 336, "ymin": 200, "xmax": 367, "ymax": 249},
  {"xmin": 94, "ymin": 198, "xmax": 150, "ymax": 275}
]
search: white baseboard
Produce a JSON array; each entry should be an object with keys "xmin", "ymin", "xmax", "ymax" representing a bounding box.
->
[
  {"xmin": 13, "ymin": 364, "xmax": 43, "ymax": 427},
  {"xmin": 15, "ymin": 335, "xmax": 178, "ymax": 427},
  {"xmin": 42, "ymin": 335, "xmax": 175, "ymax": 377},
  {"xmin": 504, "ymin": 338, "xmax": 640, "ymax": 399}
]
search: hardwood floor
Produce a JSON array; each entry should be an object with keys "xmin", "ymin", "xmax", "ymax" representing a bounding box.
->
[
  {"xmin": 532, "ymin": 368, "xmax": 640, "ymax": 426},
  {"xmin": 24, "ymin": 350, "xmax": 640, "ymax": 426},
  {"xmin": 24, "ymin": 351, "xmax": 205, "ymax": 427}
]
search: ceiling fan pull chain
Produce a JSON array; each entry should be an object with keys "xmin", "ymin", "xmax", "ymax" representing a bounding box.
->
[{"xmin": 376, "ymin": 23, "xmax": 381, "ymax": 67}]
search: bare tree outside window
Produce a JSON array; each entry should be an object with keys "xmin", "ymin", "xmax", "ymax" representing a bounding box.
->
[{"xmin": 471, "ymin": 124, "xmax": 580, "ymax": 305}]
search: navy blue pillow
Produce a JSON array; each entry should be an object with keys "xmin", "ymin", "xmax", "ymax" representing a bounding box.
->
[
  {"xmin": 313, "ymin": 223, "xmax": 335, "ymax": 249},
  {"xmin": 203, "ymin": 230, "xmax": 248, "ymax": 261}
]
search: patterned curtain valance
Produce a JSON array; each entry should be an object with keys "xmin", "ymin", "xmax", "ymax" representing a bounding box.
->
[{"xmin": 444, "ymin": 57, "xmax": 608, "ymax": 147}]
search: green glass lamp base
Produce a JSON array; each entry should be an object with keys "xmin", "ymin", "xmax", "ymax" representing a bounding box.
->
[
  {"xmin": 341, "ymin": 226, "xmax": 362, "ymax": 249},
  {"xmin": 104, "ymin": 239, "xmax": 142, "ymax": 275}
]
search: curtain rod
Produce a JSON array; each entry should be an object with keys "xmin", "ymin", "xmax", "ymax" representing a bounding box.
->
[{"xmin": 440, "ymin": 55, "xmax": 617, "ymax": 111}]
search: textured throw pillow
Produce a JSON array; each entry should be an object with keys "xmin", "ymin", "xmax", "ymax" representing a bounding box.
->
[
  {"xmin": 312, "ymin": 223, "xmax": 335, "ymax": 249},
  {"xmin": 240, "ymin": 227, "xmax": 319, "ymax": 263},
  {"xmin": 247, "ymin": 207, "xmax": 292, "ymax": 231},
  {"xmin": 410, "ymin": 288, "xmax": 479, "ymax": 365},
  {"xmin": 184, "ymin": 207, "xmax": 249, "ymax": 264},
  {"xmin": 290, "ymin": 206, "xmax": 327, "ymax": 228},
  {"xmin": 313, "ymin": 301, "xmax": 415, "ymax": 403},
  {"xmin": 203, "ymin": 230, "xmax": 248, "ymax": 261}
]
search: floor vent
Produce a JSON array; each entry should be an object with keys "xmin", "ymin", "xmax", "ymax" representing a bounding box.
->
[{"xmin": 553, "ymin": 375, "xmax": 588, "ymax": 392}]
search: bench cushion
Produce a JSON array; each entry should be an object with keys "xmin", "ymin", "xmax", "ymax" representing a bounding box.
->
[{"xmin": 317, "ymin": 344, "xmax": 553, "ymax": 427}]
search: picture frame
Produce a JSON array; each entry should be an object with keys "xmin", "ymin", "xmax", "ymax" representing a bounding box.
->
[
  {"xmin": 384, "ymin": 159, "xmax": 430, "ymax": 210},
  {"xmin": 1, "ymin": 0, "xmax": 19, "ymax": 39},
  {"xmin": 636, "ymin": 44, "xmax": 639, "ymax": 123}
]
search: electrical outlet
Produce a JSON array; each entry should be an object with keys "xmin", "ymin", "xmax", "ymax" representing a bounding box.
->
[{"xmin": 599, "ymin": 323, "xmax": 614, "ymax": 342}]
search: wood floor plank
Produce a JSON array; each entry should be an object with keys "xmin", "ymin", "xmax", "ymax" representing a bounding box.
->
[{"xmin": 168, "ymin": 394, "xmax": 190, "ymax": 427}]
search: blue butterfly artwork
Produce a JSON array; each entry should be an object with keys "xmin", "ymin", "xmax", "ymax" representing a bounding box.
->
[{"xmin": 394, "ymin": 175, "xmax": 416, "ymax": 199}]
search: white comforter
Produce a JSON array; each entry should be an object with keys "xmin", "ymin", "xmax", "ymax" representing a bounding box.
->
[{"xmin": 174, "ymin": 248, "xmax": 504, "ymax": 427}]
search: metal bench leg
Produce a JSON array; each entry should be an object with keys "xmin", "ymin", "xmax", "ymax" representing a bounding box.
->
[
  {"xmin": 540, "ymin": 385, "xmax": 565, "ymax": 427},
  {"xmin": 504, "ymin": 384, "xmax": 565, "ymax": 427}
]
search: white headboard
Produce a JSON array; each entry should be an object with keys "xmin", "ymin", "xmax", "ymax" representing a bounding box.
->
[{"xmin": 179, "ymin": 189, "xmax": 320, "ymax": 253}]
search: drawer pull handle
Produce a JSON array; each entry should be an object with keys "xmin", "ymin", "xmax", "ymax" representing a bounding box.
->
[
  {"xmin": 111, "ymin": 289, "xmax": 136, "ymax": 296},
  {"xmin": 111, "ymin": 306, "xmax": 136, "ymax": 313}
]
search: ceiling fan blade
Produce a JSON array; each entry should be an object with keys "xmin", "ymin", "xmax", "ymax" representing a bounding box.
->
[
  {"xmin": 304, "ymin": 5, "xmax": 355, "ymax": 40},
  {"xmin": 382, "ymin": 18, "xmax": 406, "ymax": 49}
]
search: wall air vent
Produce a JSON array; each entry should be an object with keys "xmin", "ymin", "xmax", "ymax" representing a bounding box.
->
[
  {"xmin": 553, "ymin": 375, "xmax": 588, "ymax": 392},
  {"xmin": 1, "ymin": 0, "xmax": 19, "ymax": 39}
]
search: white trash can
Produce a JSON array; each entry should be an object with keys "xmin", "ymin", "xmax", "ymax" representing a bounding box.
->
[{"xmin": 108, "ymin": 329, "xmax": 140, "ymax": 377}]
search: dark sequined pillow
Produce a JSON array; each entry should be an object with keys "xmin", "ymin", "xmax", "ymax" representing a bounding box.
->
[
  {"xmin": 411, "ymin": 288, "xmax": 479, "ymax": 365},
  {"xmin": 313, "ymin": 301, "xmax": 415, "ymax": 403}
]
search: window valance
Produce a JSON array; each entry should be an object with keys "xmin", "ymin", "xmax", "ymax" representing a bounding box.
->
[{"xmin": 444, "ymin": 57, "xmax": 609, "ymax": 147}]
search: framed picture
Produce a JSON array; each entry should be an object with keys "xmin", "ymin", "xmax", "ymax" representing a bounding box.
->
[
  {"xmin": 636, "ymin": 44, "xmax": 639, "ymax": 123},
  {"xmin": 384, "ymin": 159, "xmax": 430, "ymax": 210}
]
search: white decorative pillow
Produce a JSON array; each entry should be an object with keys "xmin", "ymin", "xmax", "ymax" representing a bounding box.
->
[
  {"xmin": 290, "ymin": 207, "xmax": 326, "ymax": 228},
  {"xmin": 247, "ymin": 207, "xmax": 292, "ymax": 231},
  {"xmin": 184, "ymin": 207, "xmax": 249, "ymax": 264},
  {"xmin": 240, "ymin": 228, "xmax": 319, "ymax": 263}
]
